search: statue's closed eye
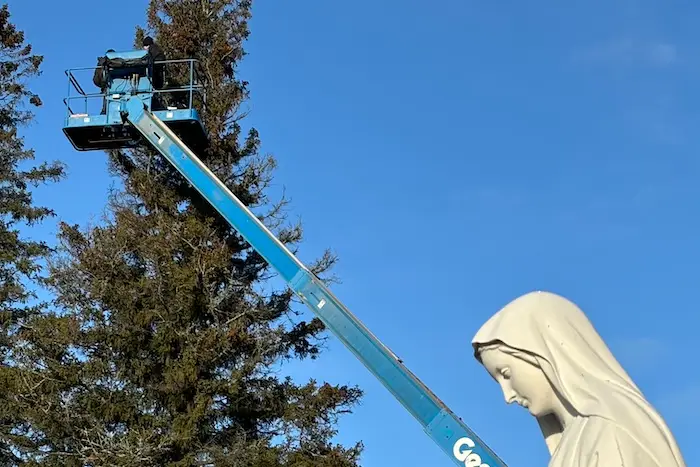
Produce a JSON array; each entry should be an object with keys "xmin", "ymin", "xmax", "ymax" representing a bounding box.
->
[{"xmin": 500, "ymin": 368, "xmax": 511, "ymax": 379}]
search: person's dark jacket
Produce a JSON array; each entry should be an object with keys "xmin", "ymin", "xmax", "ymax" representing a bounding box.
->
[
  {"xmin": 147, "ymin": 43, "xmax": 167, "ymax": 89},
  {"xmin": 92, "ymin": 55, "xmax": 108, "ymax": 90}
]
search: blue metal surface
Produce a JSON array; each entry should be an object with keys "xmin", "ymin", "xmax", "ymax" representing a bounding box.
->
[
  {"xmin": 105, "ymin": 50, "xmax": 148, "ymax": 60},
  {"xmin": 64, "ymin": 114, "xmax": 109, "ymax": 128},
  {"xmin": 64, "ymin": 108, "xmax": 202, "ymax": 129},
  {"xmin": 100, "ymin": 50, "xmax": 152, "ymax": 106},
  {"xmin": 153, "ymin": 108, "xmax": 201, "ymax": 123},
  {"xmin": 123, "ymin": 96, "xmax": 507, "ymax": 467}
]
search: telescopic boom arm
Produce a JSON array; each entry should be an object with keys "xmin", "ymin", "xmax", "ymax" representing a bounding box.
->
[{"xmin": 122, "ymin": 96, "xmax": 506, "ymax": 467}]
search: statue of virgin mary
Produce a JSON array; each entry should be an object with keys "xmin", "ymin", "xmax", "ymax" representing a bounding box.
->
[{"xmin": 472, "ymin": 291, "xmax": 685, "ymax": 466}]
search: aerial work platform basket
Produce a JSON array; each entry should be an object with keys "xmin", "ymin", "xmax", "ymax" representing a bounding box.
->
[{"xmin": 62, "ymin": 49, "xmax": 208, "ymax": 152}]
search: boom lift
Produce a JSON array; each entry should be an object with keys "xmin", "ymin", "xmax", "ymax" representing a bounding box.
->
[{"xmin": 62, "ymin": 50, "xmax": 507, "ymax": 467}]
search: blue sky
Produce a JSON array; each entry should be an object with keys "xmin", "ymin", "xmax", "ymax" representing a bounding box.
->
[{"xmin": 5, "ymin": 0, "xmax": 699, "ymax": 465}]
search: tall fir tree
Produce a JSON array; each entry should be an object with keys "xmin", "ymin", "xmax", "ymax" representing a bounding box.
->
[
  {"xmin": 0, "ymin": 3, "xmax": 65, "ymax": 464},
  {"xmin": 13, "ymin": 1, "xmax": 364, "ymax": 465}
]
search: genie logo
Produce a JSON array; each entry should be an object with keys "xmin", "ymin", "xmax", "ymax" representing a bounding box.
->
[{"xmin": 452, "ymin": 437, "xmax": 490, "ymax": 467}]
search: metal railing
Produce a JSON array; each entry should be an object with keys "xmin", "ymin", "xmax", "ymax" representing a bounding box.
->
[{"xmin": 64, "ymin": 58, "xmax": 206, "ymax": 118}]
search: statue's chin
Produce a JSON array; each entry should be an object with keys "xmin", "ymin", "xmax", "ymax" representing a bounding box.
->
[{"xmin": 525, "ymin": 403, "xmax": 544, "ymax": 418}]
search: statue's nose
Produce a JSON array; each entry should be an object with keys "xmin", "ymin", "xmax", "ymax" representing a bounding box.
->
[{"xmin": 502, "ymin": 386, "xmax": 517, "ymax": 404}]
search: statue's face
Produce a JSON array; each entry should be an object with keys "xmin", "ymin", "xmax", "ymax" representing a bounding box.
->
[{"xmin": 479, "ymin": 347, "xmax": 554, "ymax": 418}]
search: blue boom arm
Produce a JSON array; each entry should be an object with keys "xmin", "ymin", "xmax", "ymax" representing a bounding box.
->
[{"xmin": 122, "ymin": 96, "xmax": 506, "ymax": 467}]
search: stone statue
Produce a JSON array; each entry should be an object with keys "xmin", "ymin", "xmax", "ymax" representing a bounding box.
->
[{"xmin": 471, "ymin": 290, "xmax": 685, "ymax": 467}]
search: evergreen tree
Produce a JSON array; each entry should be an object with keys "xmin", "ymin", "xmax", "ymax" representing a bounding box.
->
[
  {"xmin": 14, "ymin": 1, "xmax": 363, "ymax": 465},
  {"xmin": 0, "ymin": 3, "xmax": 65, "ymax": 464}
]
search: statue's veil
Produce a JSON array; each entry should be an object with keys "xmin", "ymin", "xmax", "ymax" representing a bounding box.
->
[{"xmin": 472, "ymin": 291, "xmax": 684, "ymax": 466}]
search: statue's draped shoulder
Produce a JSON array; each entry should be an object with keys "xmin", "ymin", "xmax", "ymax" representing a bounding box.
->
[{"xmin": 550, "ymin": 416, "xmax": 666, "ymax": 467}]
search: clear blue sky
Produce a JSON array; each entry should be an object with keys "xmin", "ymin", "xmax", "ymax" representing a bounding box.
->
[{"xmin": 6, "ymin": 0, "xmax": 699, "ymax": 465}]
